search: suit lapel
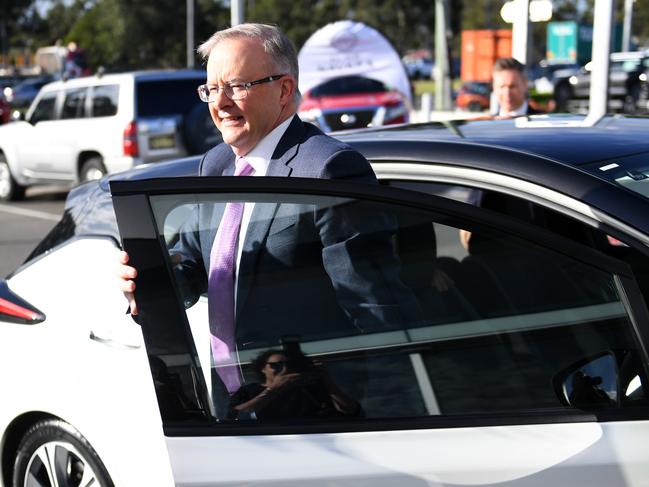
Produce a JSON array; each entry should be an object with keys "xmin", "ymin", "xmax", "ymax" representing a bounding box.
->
[{"xmin": 235, "ymin": 115, "xmax": 305, "ymax": 319}]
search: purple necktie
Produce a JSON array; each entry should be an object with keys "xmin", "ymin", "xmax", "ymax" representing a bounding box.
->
[{"xmin": 208, "ymin": 157, "xmax": 254, "ymax": 393}]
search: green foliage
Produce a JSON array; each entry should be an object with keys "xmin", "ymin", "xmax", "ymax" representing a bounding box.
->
[
  {"xmin": 67, "ymin": 0, "xmax": 126, "ymax": 70},
  {"xmin": 5, "ymin": 0, "xmax": 649, "ymax": 74}
]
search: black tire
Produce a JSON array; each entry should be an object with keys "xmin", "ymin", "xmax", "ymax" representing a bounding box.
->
[
  {"xmin": 183, "ymin": 103, "xmax": 223, "ymax": 155},
  {"xmin": 553, "ymin": 82, "xmax": 572, "ymax": 113},
  {"xmin": 0, "ymin": 154, "xmax": 26, "ymax": 201},
  {"xmin": 80, "ymin": 157, "xmax": 107, "ymax": 182},
  {"xmin": 13, "ymin": 419, "xmax": 114, "ymax": 487}
]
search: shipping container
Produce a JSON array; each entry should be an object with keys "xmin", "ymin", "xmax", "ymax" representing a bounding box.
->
[{"xmin": 461, "ymin": 30, "xmax": 512, "ymax": 82}]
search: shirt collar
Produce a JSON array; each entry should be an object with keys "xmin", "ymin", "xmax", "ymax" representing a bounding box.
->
[
  {"xmin": 499, "ymin": 100, "xmax": 528, "ymax": 118},
  {"xmin": 237, "ymin": 117, "xmax": 293, "ymax": 175}
]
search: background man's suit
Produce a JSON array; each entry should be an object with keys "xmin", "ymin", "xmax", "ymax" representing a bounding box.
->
[{"xmin": 172, "ymin": 115, "xmax": 418, "ymax": 351}]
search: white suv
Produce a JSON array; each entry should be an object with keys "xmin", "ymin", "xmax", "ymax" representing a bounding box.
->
[{"xmin": 0, "ymin": 69, "xmax": 220, "ymax": 201}]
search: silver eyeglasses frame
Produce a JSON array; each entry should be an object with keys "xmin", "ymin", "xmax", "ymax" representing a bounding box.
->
[{"xmin": 197, "ymin": 74, "xmax": 287, "ymax": 102}]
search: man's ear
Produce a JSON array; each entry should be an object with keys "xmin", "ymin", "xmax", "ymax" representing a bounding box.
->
[{"xmin": 279, "ymin": 76, "xmax": 296, "ymax": 106}]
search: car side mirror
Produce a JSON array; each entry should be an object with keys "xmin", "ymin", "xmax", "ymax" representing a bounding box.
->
[{"xmin": 553, "ymin": 351, "xmax": 620, "ymax": 409}]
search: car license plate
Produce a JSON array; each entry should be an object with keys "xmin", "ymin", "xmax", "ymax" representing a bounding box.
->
[{"xmin": 149, "ymin": 134, "xmax": 176, "ymax": 150}]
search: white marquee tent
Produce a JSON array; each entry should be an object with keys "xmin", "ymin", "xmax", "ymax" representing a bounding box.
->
[{"xmin": 298, "ymin": 20, "xmax": 412, "ymax": 103}]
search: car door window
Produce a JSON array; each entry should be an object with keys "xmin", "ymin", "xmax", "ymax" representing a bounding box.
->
[
  {"xmin": 29, "ymin": 92, "xmax": 57, "ymax": 124},
  {"xmin": 90, "ymin": 84, "xmax": 119, "ymax": 117},
  {"xmin": 61, "ymin": 87, "xmax": 87, "ymax": 119},
  {"xmin": 112, "ymin": 180, "xmax": 649, "ymax": 431}
]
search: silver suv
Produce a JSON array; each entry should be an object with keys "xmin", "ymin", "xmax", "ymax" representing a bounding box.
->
[{"xmin": 0, "ymin": 69, "xmax": 221, "ymax": 201}]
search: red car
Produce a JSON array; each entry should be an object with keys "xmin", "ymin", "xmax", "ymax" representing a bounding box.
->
[
  {"xmin": 455, "ymin": 81, "xmax": 492, "ymax": 112},
  {"xmin": 298, "ymin": 75, "xmax": 409, "ymax": 131}
]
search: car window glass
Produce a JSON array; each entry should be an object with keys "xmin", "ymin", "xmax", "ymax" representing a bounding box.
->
[
  {"xmin": 143, "ymin": 191, "xmax": 648, "ymax": 426},
  {"xmin": 61, "ymin": 87, "xmax": 87, "ymax": 119},
  {"xmin": 136, "ymin": 79, "xmax": 202, "ymax": 117},
  {"xmin": 310, "ymin": 76, "xmax": 387, "ymax": 97},
  {"xmin": 387, "ymin": 178, "xmax": 649, "ymax": 348},
  {"xmin": 29, "ymin": 92, "xmax": 57, "ymax": 123},
  {"xmin": 91, "ymin": 84, "xmax": 119, "ymax": 117}
]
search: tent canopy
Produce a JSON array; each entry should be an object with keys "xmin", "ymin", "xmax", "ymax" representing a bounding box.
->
[{"xmin": 298, "ymin": 20, "xmax": 412, "ymax": 103}]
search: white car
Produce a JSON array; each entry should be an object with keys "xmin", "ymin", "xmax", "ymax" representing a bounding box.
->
[
  {"xmin": 2, "ymin": 115, "xmax": 649, "ymax": 486},
  {"xmin": 0, "ymin": 70, "xmax": 221, "ymax": 201}
]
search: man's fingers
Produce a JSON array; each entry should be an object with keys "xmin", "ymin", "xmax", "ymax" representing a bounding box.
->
[{"xmin": 129, "ymin": 298, "xmax": 139, "ymax": 316}]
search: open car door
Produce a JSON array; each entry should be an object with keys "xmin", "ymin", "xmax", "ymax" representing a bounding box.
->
[{"xmin": 111, "ymin": 176, "xmax": 649, "ymax": 486}]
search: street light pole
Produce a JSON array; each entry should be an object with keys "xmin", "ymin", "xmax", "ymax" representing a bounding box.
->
[
  {"xmin": 231, "ymin": 0, "xmax": 245, "ymax": 27},
  {"xmin": 512, "ymin": 0, "xmax": 530, "ymax": 65},
  {"xmin": 584, "ymin": 0, "xmax": 615, "ymax": 125},
  {"xmin": 622, "ymin": 0, "xmax": 634, "ymax": 52},
  {"xmin": 186, "ymin": 0, "xmax": 195, "ymax": 68},
  {"xmin": 434, "ymin": 0, "xmax": 452, "ymax": 111}
]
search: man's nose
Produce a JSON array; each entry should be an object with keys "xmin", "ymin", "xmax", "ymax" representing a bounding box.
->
[{"xmin": 213, "ymin": 87, "xmax": 232, "ymax": 108}]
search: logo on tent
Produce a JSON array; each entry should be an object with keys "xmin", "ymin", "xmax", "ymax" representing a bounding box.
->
[{"xmin": 330, "ymin": 31, "xmax": 358, "ymax": 51}]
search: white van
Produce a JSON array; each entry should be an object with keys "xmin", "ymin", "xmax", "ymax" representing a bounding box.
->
[{"xmin": 0, "ymin": 69, "xmax": 220, "ymax": 201}]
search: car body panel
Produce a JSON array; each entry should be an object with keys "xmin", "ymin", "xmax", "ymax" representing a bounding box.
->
[
  {"xmin": 110, "ymin": 174, "xmax": 649, "ymax": 486},
  {"xmin": 1, "ymin": 238, "xmax": 174, "ymax": 487},
  {"xmin": 4, "ymin": 114, "xmax": 649, "ymax": 485}
]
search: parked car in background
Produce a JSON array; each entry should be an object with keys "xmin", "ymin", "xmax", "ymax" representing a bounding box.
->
[
  {"xmin": 2, "ymin": 114, "xmax": 649, "ymax": 486},
  {"xmin": 528, "ymin": 60, "xmax": 581, "ymax": 97},
  {"xmin": 3, "ymin": 75, "xmax": 55, "ymax": 114},
  {"xmin": 554, "ymin": 50, "xmax": 649, "ymax": 113},
  {"xmin": 455, "ymin": 81, "xmax": 491, "ymax": 111},
  {"xmin": 403, "ymin": 56, "xmax": 434, "ymax": 80},
  {"xmin": 0, "ymin": 69, "xmax": 221, "ymax": 201},
  {"xmin": 298, "ymin": 75, "xmax": 409, "ymax": 132}
]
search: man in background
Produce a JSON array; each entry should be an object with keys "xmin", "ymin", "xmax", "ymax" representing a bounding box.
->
[{"xmin": 491, "ymin": 57, "xmax": 542, "ymax": 117}]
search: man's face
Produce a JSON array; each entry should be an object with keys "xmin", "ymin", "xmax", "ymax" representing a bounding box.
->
[
  {"xmin": 205, "ymin": 38, "xmax": 295, "ymax": 156},
  {"xmin": 492, "ymin": 69, "xmax": 528, "ymax": 114}
]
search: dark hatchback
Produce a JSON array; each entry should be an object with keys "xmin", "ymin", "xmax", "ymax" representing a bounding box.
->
[{"xmin": 6, "ymin": 113, "xmax": 649, "ymax": 486}]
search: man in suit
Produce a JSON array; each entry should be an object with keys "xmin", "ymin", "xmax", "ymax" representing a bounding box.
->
[
  {"xmin": 492, "ymin": 57, "xmax": 542, "ymax": 118},
  {"xmin": 118, "ymin": 24, "xmax": 417, "ymax": 405}
]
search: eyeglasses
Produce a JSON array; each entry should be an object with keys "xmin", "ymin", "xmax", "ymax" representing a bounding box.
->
[
  {"xmin": 197, "ymin": 74, "xmax": 286, "ymax": 102},
  {"xmin": 266, "ymin": 360, "xmax": 286, "ymax": 372}
]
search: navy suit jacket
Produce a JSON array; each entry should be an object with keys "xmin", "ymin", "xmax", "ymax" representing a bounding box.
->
[{"xmin": 172, "ymin": 115, "xmax": 417, "ymax": 350}]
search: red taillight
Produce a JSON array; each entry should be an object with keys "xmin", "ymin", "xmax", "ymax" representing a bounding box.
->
[
  {"xmin": 0, "ymin": 281, "xmax": 45, "ymax": 324},
  {"xmin": 0, "ymin": 297, "xmax": 42, "ymax": 322},
  {"xmin": 123, "ymin": 121, "xmax": 139, "ymax": 157}
]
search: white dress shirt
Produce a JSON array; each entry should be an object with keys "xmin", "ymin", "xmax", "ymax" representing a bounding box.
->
[
  {"xmin": 233, "ymin": 116, "xmax": 293, "ymax": 301},
  {"xmin": 499, "ymin": 100, "xmax": 529, "ymax": 118}
]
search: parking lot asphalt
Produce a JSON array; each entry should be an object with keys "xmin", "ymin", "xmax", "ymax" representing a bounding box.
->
[{"xmin": 0, "ymin": 186, "xmax": 67, "ymax": 278}]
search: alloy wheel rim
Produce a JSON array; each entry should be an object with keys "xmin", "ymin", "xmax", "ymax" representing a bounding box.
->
[{"xmin": 23, "ymin": 441, "xmax": 99, "ymax": 487}]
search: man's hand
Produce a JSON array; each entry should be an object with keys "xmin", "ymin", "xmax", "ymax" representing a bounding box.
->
[{"xmin": 117, "ymin": 250, "xmax": 138, "ymax": 315}]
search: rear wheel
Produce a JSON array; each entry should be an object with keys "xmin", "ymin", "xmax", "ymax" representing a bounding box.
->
[
  {"xmin": 13, "ymin": 419, "xmax": 114, "ymax": 487},
  {"xmin": 80, "ymin": 157, "xmax": 107, "ymax": 182},
  {"xmin": 0, "ymin": 154, "xmax": 25, "ymax": 201}
]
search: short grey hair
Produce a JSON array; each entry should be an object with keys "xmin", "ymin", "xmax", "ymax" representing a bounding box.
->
[
  {"xmin": 198, "ymin": 23, "xmax": 301, "ymax": 103},
  {"xmin": 493, "ymin": 57, "xmax": 527, "ymax": 78}
]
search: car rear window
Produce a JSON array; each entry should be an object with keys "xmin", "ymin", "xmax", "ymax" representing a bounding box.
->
[
  {"xmin": 310, "ymin": 76, "xmax": 387, "ymax": 97},
  {"xmin": 136, "ymin": 79, "xmax": 203, "ymax": 117}
]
